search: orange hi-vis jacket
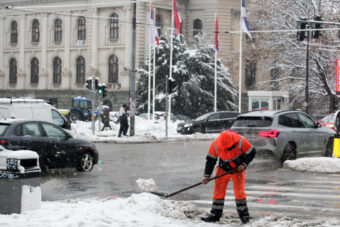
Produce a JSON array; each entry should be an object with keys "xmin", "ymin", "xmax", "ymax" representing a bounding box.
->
[
  {"xmin": 203, "ymin": 131, "xmax": 255, "ymax": 178},
  {"xmin": 203, "ymin": 131, "xmax": 256, "ymax": 200}
]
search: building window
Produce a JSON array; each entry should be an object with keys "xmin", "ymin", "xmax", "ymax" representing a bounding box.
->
[
  {"xmin": 77, "ymin": 16, "xmax": 86, "ymax": 41},
  {"xmin": 53, "ymin": 57, "xmax": 62, "ymax": 84},
  {"xmin": 76, "ymin": 56, "xmax": 85, "ymax": 84},
  {"xmin": 32, "ymin": 19, "xmax": 40, "ymax": 43},
  {"xmin": 245, "ymin": 61, "xmax": 256, "ymax": 88},
  {"xmin": 156, "ymin": 14, "xmax": 162, "ymax": 35},
  {"xmin": 271, "ymin": 66, "xmax": 280, "ymax": 89},
  {"xmin": 10, "ymin": 21, "xmax": 18, "ymax": 44},
  {"xmin": 31, "ymin": 57, "xmax": 39, "ymax": 84},
  {"xmin": 9, "ymin": 58, "xmax": 17, "ymax": 84},
  {"xmin": 252, "ymin": 99, "xmax": 269, "ymax": 111},
  {"xmin": 54, "ymin": 19, "xmax": 62, "ymax": 42},
  {"xmin": 109, "ymin": 13, "xmax": 119, "ymax": 39},
  {"xmin": 108, "ymin": 55, "xmax": 118, "ymax": 83},
  {"xmin": 193, "ymin": 19, "xmax": 203, "ymax": 37}
]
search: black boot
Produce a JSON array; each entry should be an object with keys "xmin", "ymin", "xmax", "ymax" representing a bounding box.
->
[
  {"xmin": 236, "ymin": 199, "xmax": 250, "ymax": 224},
  {"xmin": 201, "ymin": 200, "xmax": 224, "ymax": 223},
  {"xmin": 201, "ymin": 214, "xmax": 220, "ymax": 222}
]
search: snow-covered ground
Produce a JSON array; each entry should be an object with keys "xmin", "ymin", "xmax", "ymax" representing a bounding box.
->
[
  {"xmin": 1, "ymin": 192, "xmax": 339, "ymax": 227},
  {"xmin": 70, "ymin": 115, "xmax": 219, "ymax": 143},
  {"xmin": 283, "ymin": 157, "xmax": 340, "ymax": 173}
]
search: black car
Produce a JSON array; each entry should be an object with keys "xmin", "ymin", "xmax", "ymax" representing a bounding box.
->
[
  {"xmin": 177, "ymin": 111, "xmax": 238, "ymax": 134},
  {"xmin": 0, "ymin": 119, "xmax": 98, "ymax": 172}
]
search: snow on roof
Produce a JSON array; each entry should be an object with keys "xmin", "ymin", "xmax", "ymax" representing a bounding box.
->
[
  {"xmin": 0, "ymin": 147, "xmax": 39, "ymax": 160},
  {"xmin": 0, "ymin": 98, "xmax": 46, "ymax": 104}
]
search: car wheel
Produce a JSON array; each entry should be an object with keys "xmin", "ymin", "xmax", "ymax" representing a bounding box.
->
[
  {"xmin": 194, "ymin": 126, "xmax": 203, "ymax": 134},
  {"xmin": 325, "ymin": 138, "xmax": 334, "ymax": 157},
  {"xmin": 281, "ymin": 142, "xmax": 296, "ymax": 163},
  {"xmin": 69, "ymin": 110, "xmax": 83, "ymax": 122},
  {"xmin": 77, "ymin": 152, "xmax": 94, "ymax": 172}
]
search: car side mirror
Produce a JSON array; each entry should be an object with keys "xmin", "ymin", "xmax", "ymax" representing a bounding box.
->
[{"xmin": 316, "ymin": 122, "xmax": 322, "ymax": 128}]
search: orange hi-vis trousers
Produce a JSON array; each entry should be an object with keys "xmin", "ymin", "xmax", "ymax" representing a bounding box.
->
[{"xmin": 213, "ymin": 167, "xmax": 246, "ymax": 200}]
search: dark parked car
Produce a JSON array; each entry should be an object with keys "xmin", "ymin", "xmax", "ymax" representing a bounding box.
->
[
  {"xmin": 229, "ymin": 110, "xmax": 334, "ymax": 163},
  {"xmin": 177, "ymin": 111, "xmax": 238, "ymax": 134},
  {"xmin": 0, "ymin": 119, "xmax": 98, "ymax": 172}
]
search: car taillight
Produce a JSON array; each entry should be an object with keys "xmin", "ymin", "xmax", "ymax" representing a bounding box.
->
[
  {"xmin": 227, "ymin": 129, "xmax": 239, "ymax": 134},
  {"xmin": 0, "ymin": 139, "xmax": 8, "ymax": 144},
  {"xmin": 258, "ymin": 129, "xmax": 280, "ymax": 138}
]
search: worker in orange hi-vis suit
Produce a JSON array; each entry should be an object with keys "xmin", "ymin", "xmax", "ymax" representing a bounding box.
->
[{"xmin": 201, "ymin": 131, "xmax": 256, "ymax": 224}]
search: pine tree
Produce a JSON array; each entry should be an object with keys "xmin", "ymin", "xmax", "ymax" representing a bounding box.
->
[{"xmin": 136, "ymin": 35, "xmax": 237, "ymax": 119}]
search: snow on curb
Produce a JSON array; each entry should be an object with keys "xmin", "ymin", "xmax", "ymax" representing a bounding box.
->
[
  {"xmin": 1, "ymin": 193, "xmax": 339, "ymax": 227},
  {"xmin": 283, "ymin": 157, "xmax": 340, "ymax": 173}
]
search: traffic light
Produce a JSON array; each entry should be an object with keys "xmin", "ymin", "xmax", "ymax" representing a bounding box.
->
[
  {"xmin": 297, "ymin": 18, "xmax": 307, "ymax": 41},
  {"xmin": 313, "ymin": 15, "xmax": 322, "ymax": 39},
  {"xmin": 86, "ymin": 78, "xmax": 92, "ymax": 90},
  {"xmin": 94, "ymin": 78, "xmax": 99, "ymax": 90},
  {"xmin": 98, "ymin": 84, "xmax": 108, "ymax": 97},
  {"xmin": 86, "ymin": 77, "xmax": 99, "ymax": 90},
  {"xmin": 168, "ymin": 78, "xmax": 177, "ymax": 94}
]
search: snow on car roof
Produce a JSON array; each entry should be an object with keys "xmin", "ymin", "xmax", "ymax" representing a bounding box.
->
[
  {"xmin": 239, "ymin": 110, "xmax": 292, "ymax": 117},
  {"xmin": 0, "ymin": 118, "xmax": 26, "ymax": 124},
  {"xmin": 0, "ymin": 98, "xmax": 45, "ymax": 103}
]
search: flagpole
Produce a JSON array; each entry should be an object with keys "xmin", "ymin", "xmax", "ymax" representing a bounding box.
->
[
  {"xmin": 214, "ymin": 13, "xmax": 217, "ymax": 112},
  {"xmin": 238, "ymin": 2, "xmax": 243, "ymax": 114},
  {"xmin": 152, "ymin": 8, "xmax": 157, "ymax": 121},
  {"xmin": 148, "ymin": 1, "xmax": 152, "ymax": 120},
  {"xmin": 152, "ymin": 44, "xmax": 156, "ymax": 120},
  {"xmin": 167, "ymin": 0, "xmax": 175, "ymax": 136}
]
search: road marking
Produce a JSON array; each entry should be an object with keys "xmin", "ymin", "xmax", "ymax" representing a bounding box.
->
[
  {"xmin": 247, "ymin": 185, "xmax": 340, "ymax": 194},
  {"xmin": 189, "ymin": 199, "xmax": 340, "ymax": 213}
]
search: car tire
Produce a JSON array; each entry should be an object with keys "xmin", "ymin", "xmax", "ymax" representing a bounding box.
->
[
  {"xmin": 325, "ymin": 138, "xmax": 334, "ymax": 157},
  {"xmin": 194, "ymin": 126, "xmax": 203, "ymax": 134},
  {"xmin": 69, "ymin": 110, "xmax": 83, "ymax": 122},
  {"xmin": 281, "ymin": 142, "xmax": 296, "ymax": 163},
  {"xmin": 77, "ymin": 151, "xmax": 94, "ymax": 172}
]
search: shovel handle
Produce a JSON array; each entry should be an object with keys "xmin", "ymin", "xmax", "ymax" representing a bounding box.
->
[{"xmin": 165, "ymin": 171, "xmax": 231, "ymax": 198}]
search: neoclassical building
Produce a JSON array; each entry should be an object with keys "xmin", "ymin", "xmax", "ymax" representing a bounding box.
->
[{"xmin": 0, "ymin": 0, "xmax": 288, "ymax": 111}]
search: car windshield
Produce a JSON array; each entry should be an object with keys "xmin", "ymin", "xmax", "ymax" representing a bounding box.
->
[
  {"xmin": 233, "ymin": 116, "xmax": 273, "ymax": 127},
  {"xmin": 195, "ymin": 113, "xmax": 212, "ymax": 121},
  {"xmin": 0, "ymin": 124, "xmax": 10, "ymax": 136}
]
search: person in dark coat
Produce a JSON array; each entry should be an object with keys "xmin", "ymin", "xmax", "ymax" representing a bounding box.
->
[
  {"xmin": 118, "ymin": 104, "xmax": 129, "ymax": 137},
  {"xmin": 101, "ymin": 107, "xmax": 112, "ymax": 131}
]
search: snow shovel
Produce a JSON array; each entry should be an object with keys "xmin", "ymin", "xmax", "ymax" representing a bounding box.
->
[{"xmin": 150, "ymin": 172, "xmax": 231, "ymax": 198}]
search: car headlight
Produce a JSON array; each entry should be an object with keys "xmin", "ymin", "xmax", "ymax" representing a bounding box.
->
[{"xmin": 184, "ymin": 123, "xmax": 192, "ymax": 127}]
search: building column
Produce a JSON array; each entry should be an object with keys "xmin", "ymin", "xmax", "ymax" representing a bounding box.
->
[
  {"xmin": 0, "ymin": 15, "xmax": 5, "ymax": 89},
  {"xmin": 91, "ymin": 8, "xmax": 99, "ymax": 77},
  {"xmin": 18, "ymin": 15, "xmax": 26, "ymax": 89},
  {"xmin": 63, "ymin": 15, "xmax": 72, "ymax": 89},
  {"xmin": 40, "ymin": 14, "xmax": 48, "ymax": 89}
]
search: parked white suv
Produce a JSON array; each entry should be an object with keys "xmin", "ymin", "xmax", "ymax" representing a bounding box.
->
[{"xmin": 0, "ymin": 98, "xmax": 70, "ymax": 129}]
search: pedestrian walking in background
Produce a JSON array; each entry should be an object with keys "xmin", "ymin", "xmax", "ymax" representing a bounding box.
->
[
  {"xmin": 201, "ymin": 131, "xmax": 256, "ymax": 224},
  {"xmin": 118, "ymin": 104, "xmax": 129, "ymax": 137},
  {"xmin": 101, "ymin": 106, "xmax": 112, "ymax": 131}
]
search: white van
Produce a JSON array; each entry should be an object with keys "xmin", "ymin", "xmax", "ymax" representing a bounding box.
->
[{"xmin": 0, "ymin": 98, "xmax": 70, "ymax": 129}]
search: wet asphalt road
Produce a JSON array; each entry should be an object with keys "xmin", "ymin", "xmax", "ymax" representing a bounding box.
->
[{"xmin": 41, "ymin": 141, "xmax": 340, "ymax": 220}]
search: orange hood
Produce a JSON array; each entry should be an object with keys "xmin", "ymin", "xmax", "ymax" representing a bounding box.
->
[{"xmin": 216, "ymin": 131, "xmax": 241, "ymax": 150}]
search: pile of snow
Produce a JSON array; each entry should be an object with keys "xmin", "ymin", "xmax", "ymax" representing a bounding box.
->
[
  {"xmin": 136, "ymin": 178, "xmax": 158, "ymax": 191},
  {"xmin": 283, "ymin": 157, "xmax": 340, "ymax": 173},
  {"xmin": 0, "ymin": 193, "xmax": 339, "ymax": 226},
  {"xmin": 70, "ymin": 115, "xmax": 218, "ymax": 143}
]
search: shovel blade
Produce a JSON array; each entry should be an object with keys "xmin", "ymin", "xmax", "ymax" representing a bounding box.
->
[{"xmin": 149, "ymin": 191, "xmax": 169, "ymax": 197}]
